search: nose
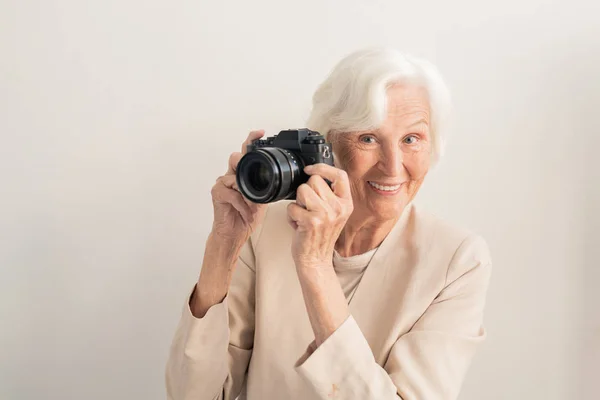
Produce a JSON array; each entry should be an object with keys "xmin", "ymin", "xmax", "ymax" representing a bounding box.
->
[{"xmin": 378, "ymin": 144, "xmax": 405, "ymax": 177}]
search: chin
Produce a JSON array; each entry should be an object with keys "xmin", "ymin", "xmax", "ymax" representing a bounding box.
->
[{"xmin": 367, "ymin": 202, "xmax": 405, "ymax": 221}]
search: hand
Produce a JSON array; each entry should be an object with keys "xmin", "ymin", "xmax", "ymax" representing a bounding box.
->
[
  {"xmin": 287, "ymin": 163, "xmax": 354, "ymax": 270},
  {"xmin": 210, "ymin": 130, "xmax": 268, "ymax": 247}
]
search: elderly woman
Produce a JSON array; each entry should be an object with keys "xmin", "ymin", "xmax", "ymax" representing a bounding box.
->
[{"xmin": 166, "ymin": 48, "xmax": 492, "ymax": 400}]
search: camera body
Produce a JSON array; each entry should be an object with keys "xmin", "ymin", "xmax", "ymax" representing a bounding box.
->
[{"xmin": 236, "ymin": 129, "xmax": 334, "ymax": 203}]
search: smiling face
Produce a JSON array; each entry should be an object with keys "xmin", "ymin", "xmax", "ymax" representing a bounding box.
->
[{"xmin": 331, "ymin": 83, "xmax": 432, "ymax": 222}]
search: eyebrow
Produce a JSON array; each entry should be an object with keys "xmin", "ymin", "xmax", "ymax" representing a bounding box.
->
[{"xmin": 408, "ymin": 119, "xmax": 429, "ymax": 128}]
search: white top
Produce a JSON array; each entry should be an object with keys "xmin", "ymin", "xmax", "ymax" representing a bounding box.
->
[{"xmin": 333, "ymin": 247, "xmax": 378, "ymax": 301}]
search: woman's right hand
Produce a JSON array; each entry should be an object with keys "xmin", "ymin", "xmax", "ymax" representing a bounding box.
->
[
  {"xmin": 210, "ymin": 130, "xmax": 269, "ymax": 247},
  {"xmin": 193, "ymin": 130, "xmax": 268, "ymax": 317}
]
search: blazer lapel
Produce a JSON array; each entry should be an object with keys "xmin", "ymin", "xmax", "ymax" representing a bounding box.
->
[{"xmin": 347, "ymin": 202, "xmax": 426, "ymax": 364}]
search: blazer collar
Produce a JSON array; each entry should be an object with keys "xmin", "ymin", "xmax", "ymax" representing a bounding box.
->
[{"xmin": 347, "ymin": 202, "xmax": 419, "ymax": 352}]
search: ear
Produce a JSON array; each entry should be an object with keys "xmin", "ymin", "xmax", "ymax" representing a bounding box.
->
[{"xmin": 325, "ymin": 130, "xmax": 335, "ymax": 142}]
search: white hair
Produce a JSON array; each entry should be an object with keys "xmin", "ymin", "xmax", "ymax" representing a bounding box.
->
[{"xmin": 306, "ymin": 47, "xmax": 452, "ymax": 165}]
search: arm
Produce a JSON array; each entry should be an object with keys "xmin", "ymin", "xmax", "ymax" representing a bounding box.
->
[
  {"xmin": 295, "ymin": 234, "xmax": 492, "ymax": 400},
  {"xmin": 165, "ymin": 233, "xmax": 257, "ymax": 400},
  {"xmin": 295, "ymin": 265, "xmax": 350, "ymax": 347}
]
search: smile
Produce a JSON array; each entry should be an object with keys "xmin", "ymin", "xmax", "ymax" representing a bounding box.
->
[{"xmin": 368, "ymin": 181, "xmax": 402, "ymax": 192}]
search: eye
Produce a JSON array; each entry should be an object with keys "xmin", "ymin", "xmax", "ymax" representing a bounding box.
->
[
  {"xmin": 403, "ymin": 135, "xmax": 419, "ymax": 145},
  {"xmin": 360, "ymin": 135, "xmax": 377, "ymax": 144}
]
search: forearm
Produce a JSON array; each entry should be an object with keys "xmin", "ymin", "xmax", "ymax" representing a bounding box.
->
[
  {"xmin": 168, "ymin": 231, "xmax": 256, "ymax": 400},
  {"xmin": 192, "ymin": 232, "xmax": 244, "ymax": 318},
  {"xmin": 296, "ymin": 265, "xmax": 350, "ymax": 346},
  {"xmin": 294, "ymin": 266, "xmax": 404, "ymax": 398}
]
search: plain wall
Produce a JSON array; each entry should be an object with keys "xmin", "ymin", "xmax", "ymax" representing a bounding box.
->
[
  {"xmin": 582, "ymin": 54, "xmax": 600, "ymax": 400},
  {"xmin": 1, "ymin": 1, "xmax": 598, "ymax": 399}
]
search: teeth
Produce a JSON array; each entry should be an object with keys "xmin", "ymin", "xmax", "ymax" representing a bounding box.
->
[{"xmin": 368, "ymin": 181, "xmax": 401, "ymax": 191}]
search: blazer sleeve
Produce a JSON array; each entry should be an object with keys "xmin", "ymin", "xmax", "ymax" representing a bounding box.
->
[
  {"xmin": 295, "ymin": 234, "xmax": 492, "ymax": 400},
  {"xmin": 165, "ymin": 238, "xmax": 257, "ymax": 400}
]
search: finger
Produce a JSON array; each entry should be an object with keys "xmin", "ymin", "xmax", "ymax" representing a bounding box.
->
[
  {"xmin": 306, "ymin": 175, "xmax": 335, "ymax": 201},
  {"xmin": 304, "ymin": 163, "xmax": 351, "ymax": 199},
  {"xmin": 219, "ymin": 174, "xmax": 239, "ymax": 191},
  {"xmin": 213, "ymin": 181, "xmax": 253, "ymax": 222},
  {"xmin": 226, "ymin": 152, "xmax": 243, "ymax": 174},
  {"xmin": 296, "ymin": 183, "xmax": 324, "ymax": 212},
  {"xmin": 219, "ymin": 174, "xmax": 264, "ymax": 211},
  {"xmin": 287, "ymin": 202, "xmax": 310, "ymax": 223},
  {"xmin": 242, "ymin": 130, "xmax": 265, "ymax": 155},
  {"xmin": 286, "ymin": 212, "xmax": 298, "ymax": 230}
]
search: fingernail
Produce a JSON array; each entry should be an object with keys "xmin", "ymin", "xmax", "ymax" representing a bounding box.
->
[{"xmin": 304, "ymin": 165, "xmax": 313, "ymax": 172}]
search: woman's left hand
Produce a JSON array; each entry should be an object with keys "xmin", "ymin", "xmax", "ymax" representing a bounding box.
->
[{"xmin": 287, "ymin": 163, "xmax": 354, "ymax": 270}]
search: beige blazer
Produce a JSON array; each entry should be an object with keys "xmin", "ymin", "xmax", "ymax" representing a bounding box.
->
[{"xmin": 166, "ymin": 201, "xmax": 492, "ymax": 400}]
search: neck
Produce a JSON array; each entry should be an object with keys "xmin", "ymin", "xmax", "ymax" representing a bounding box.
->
[{"xmin": 335, "ymin": 211, "xmax": 400, "ymax": 257}]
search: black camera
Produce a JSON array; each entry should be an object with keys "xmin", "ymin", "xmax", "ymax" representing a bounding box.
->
[{"xmin": 236, "ymin": 129, "xmax": 334, "ymax": 203}]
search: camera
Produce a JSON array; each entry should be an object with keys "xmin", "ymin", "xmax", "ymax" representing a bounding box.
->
[{"xmin": 236, "ymin": 129, "xmax": 334, "ymax": 203}]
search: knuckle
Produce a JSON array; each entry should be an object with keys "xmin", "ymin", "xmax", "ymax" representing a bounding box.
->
[
  {"xmin": 308, "ymin": 175, "xmax": 321, "ymax": 185},
  {"xmin": 214, "ymin": 176, "xmax": 225, "ymax": 186},
  {"xmin": 297, "ymin": 184, "xmax": 309, "ymax": 195},
  {"xmin": 216, "ymin": 176, "xmax": 229, "ymax": 188},
  {"xmin": 346, "ymin": 203, "xmax": 354, "ymax": 213},
  {"xmin": 324, "ymin": 214, "xmax": 334, "ymax": 225},
  {"xmin": 331, "ymin": 200, "xmax": 343, "ymax": 214},
  {"xmin": 308, "ymin": 216, "xmax": 322, "ymax": 227},
  {"xmin": 330, "ymin": 206, "xmax": 340, "ymax": 218},
  {"xmin": 229, "ymin": 152, "xmax": 241, "ymax": 164}
]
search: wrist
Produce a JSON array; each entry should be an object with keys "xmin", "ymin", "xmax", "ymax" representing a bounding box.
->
[
  {"xmin": 295, "ymin": 263, "xmax": 336, "ymax": 290},
  {"xmin": 295, "ymin": 263, "xmax": 349, "ymax": 346},
  {"xmin": 205, "ymin": 231, "xmax": 245, "ymax": 265},
  {"xmin": 296, "ymin": 261, "xmax": 334, "ymax": 276},
  {"xmin": 192, "ymin": 233, "xmax": 245, "ymax": 318}
]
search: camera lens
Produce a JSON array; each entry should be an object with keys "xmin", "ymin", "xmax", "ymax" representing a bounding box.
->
[
  {"xmin": 247, "ymin": 159, "xmax": 272, "ymax": 192},
  {"xmin": 236, "ymin": 148, "xmax": 303, "ymax": 203}
]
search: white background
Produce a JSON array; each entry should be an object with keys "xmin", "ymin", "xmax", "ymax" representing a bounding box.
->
[{"xmin": 1, "ymin": 1, "xmax": 598, "ymax": 399}]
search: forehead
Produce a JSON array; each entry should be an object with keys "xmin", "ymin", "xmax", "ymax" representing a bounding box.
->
[{"xmin": 384, "ymin": 84, "xmax": 431, "ymax": 128}]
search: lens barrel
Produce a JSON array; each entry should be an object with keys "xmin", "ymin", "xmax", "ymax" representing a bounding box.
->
[{"xmin": 236, "ymin": 148, "xmax": 303, "ymax": 203}]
